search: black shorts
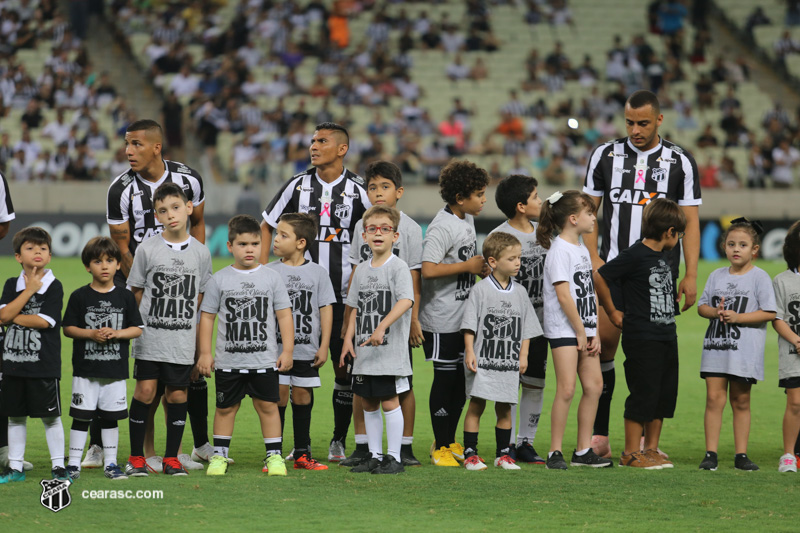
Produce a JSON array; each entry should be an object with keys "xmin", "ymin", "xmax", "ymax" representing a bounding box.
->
[
  {"xmin": 279, "ymin": 360, "xmax": 321, "ymax": 388},
  {"xmin": 215, "ymin": 370, "xmax": 279, "ymax": 408},
  {"xmin": 407, "ymin": 345, "xmax": 414, "ymax": 390},
  {"xmin": 521, "ymin": 336, "xmax": 547, "ymax": 387},
  {"xmin": 133, "ymin": 359, "xmax": 192, "ymax": 388},
  {"xmin": 352, "ymin": 375, "xmax": 410, "ymax": 399},
  {"xmin": 780, "ymin": 376, "xmax": 800, "ymax": 389},
  {"xmin": 0, "ymin": 375, "xmax": 61, "ymax": 418},
  {"xmin": 548, "ymin": 337, "xmax": 578, "ymax": 349},
  {"xmin": 701, "ymin": 372, "xmax": 757, "ymax": 385},
  {"xmin": 621, "ymin": 338, "xmax": 679, "ymax": 422},
  {"xmin": 423, "ymin": 331, "xmax": 465, "ymax": 370}
]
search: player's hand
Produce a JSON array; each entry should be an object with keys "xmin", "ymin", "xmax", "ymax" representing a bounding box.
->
[
  {"xmin": 609, "ymin": 310, "xmax": 624, "ymax": 330},
  {"xmin": 465, "ymin": 255, "xmax": 487, "ymax": 275},
  {"xmin": 793, "ymin": 336, "xmax": 800, "ymax": 353},
  {"xmin": 479, "ymin": 263, "xmax": 492, "ymax": 279},
  {"xmin": 197, "ymin": 354, "xmax": 214, "ymax": 377},
  {"xmin": 276, "ymin": 351, "xmax": 293, "ymax": 372},
  {"xmin": 465, "ymin": 351, "xmax": 477, "ymax": 372},
  {"xmin": 716, "ymin": 296, "xmax": 726, "ymax": 322},
  {"xmin": 519, "ymin": 355, "xmax": 528, "ymax": 375},
  {"xmin": 340, "ymin": 341, "xmax": 356, "ymax": 367},
  {"xmin": 99, "ymin": 327, "xmax": 116, "ymax": 340},
  {"xmin": 576, "ymin": 331, "xmax": 588, "ymax": 352},
  {"xmin": 90, "ymin": 329, "xmax": 108, "ymax": 343},
  {"xmin": 677, "ymin": 275, "xmax": 698, "ymax": 312},
  {"xmin": 190, "ymin": 364, "xmax": 201, "ymax": 382},
  {"xmin": 409, "ymin": 319, "xmax": 424, "ymax": 348},
  {"xmin": 24, "ymin": 266, "xmax": 44, "ymax": 294},
  {"xmin": 587, "ymin": 337, "xmax": 601, "ymax": 357},
  {"xmin": 313, "ymin": 348, "xmax": 328, "ymax": 369},
  {"xmin": 360, "ymin": 326, "xmax": 386, "ymax": 347}
]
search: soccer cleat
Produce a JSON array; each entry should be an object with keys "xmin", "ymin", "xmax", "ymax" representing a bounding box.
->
[
  {"xmin": 508, "ymin": 443, "xmax": 517, "ymax": 461},
  {"xmin": 66, "ymin": 465, "xmax": 81, "ymax": 481},
  {"xmin": 448, "ymin": 442, "xmax": 465, "ymax": 463},
  {"xmin": 265, "ymin": 454, "xmax": 287, "ymax": 476},
  {"xmin": 125, "ymin": 456, "xmax": 149, "ymax": 477},
  {"xmin": 372, "ymin": 455, "xmax": 405, "ymax": 475},
  {"xmin": 351, "ymin": 454, "xmax": 381, "ymax": 473},
  {"xmin": 464, "ymin": 455, "xmax": 488, "ymax": 471},
  {"xmin": 328, "ymin": 440, "xmax": 346, "ymax": 462},
  {"xmin": 571, "ymin": 449, "xmax": 614, "ymax": 468},
  {"xmin": 206, "ymin": 455, "xmax": 229, "ymax": 476},
  {"xmin": 494, "ymin": 455, "xmax": 521, "ymax": 470},
  {"xmin": 431, "ymin": 447, "xmax": 459, "ymax": 467},
  {"xmin": 0, "ymin": 468, "xmax": 25, "ymax": 483},
  {"xmin": 400, "ymin": 445, "xmax": 422, "ymax": 467},
  {"xmin": 698, "ymin": 451, "xmax": 718, "ymax": 471},
  {"xmin": 104, "ymin": 464, "xmax": 128, "ymax": 480},
  {"xmin": 619, "ymin": 451, "xmax": 662, "ymax": 470},
  {"xmin": 340, "ymin": 447, "xmax": 371, "ymax": 467},
  {"xmin": 146, "ymin": 456, "xmax": 163, "ymax": 474},
  {"xmin": 591, "ymin": 435, "xmax": 612, "ymax": 459},
  {"xmin": 779, "ymin": 453, "xmax": 797, "ymax": 473},
  {"xmin": 294, "ymin": 453, "xmax": 328, "ymax": 471},
  {"xmin": 179, "ymin": 453, "xmax": 204, "ymax": 471},
  {"xmin": 285, "ymin": 448, "xmax": 295, "ymax": 461},
  {"xmin": 163, "ymin": 457, "xmax": 188, "ymax": 476},
  {"xmin": 516, "ymin": 439, "xmax": 545, "ymax": 464},
  {"xmin": 734, "ymin": 454, "xmax": 759, "ymax": 471},
  {"xmin": 22, "ymin": 461, "xmax": 33, "ymax": 472},
  {"xmin": 52, "ymin": 466, "xmax": 71, "ymax": 483},
  {"xmin": 545, "ymin": 450, "xmax": 568, "ymax": 470},
  {"xmin": 82, "ymin": 444, "xmax": 104, "ymax": 468},
  {"xmin": 644, "ymin": 449, "xmax": 672, "ymax": 469},
  {"xmin": 190, "ymin": 443, "xmax": 214, "ymax": 462}
]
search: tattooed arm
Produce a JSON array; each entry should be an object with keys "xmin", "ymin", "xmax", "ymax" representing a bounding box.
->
[{"xmin": 109, "ymin": 222, "xmax": 134, "ymax": 277}]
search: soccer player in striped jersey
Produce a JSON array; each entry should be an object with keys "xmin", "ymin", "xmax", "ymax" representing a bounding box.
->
[
  {"xmin": 261, "ymin": 123, "xmax": 371, "ymax": 462},
  {"xmin": 582, "ymin": 90, "xmax": 701, "ymax": 458}
]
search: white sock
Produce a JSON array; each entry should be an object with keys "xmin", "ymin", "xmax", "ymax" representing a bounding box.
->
[
  {"xmin": 401, "ymin": 435, "xmax": 413, "ymax": 446},
  {"xmin": 101, "ymin": 426, "xmax": 119, "ymax": 467},
  {"xmin": 575, "ymin": 447, "xmax": 590, "ymax": 456},
  {"xmin": 8, "ymin": 417, "xmax": 27, "ymax": 472},
  {"xmin": 68, "ymin": 427, "xmax": 88, "ymax": 467},
  {"xmin": 509, "ymin": 401, "xmax": 517, "ymax": 445},
  {"xmin": 354, "ymin": 433, "xmax": 368, "ymax": 445},
  {"xmin": 517, "ymin": 387, "xmax": 544, "ymax": 446},
  {"xmin": 364, "ymin": 409, "xmax": 383, "ymax": 459},
  {"xmin": 384, "ymin": 406, "xmax": 404, "ymax": 462},
  {"xmin": 43, "ymin": 416, "xmax": 65, "ymax": 468}
]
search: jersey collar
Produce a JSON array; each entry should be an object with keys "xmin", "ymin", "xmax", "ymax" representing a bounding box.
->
[
  {"xmin": 488, "ymin": 273, "xmax": 514, "ymax": 292},
  {"xmin": 626, "ymin": 136, "xmax": 663, "ymax": 156},
  {"xmin": 314, "ymin": 168, "xmax": 346, "ymax": 188},
  {"xmin": 16, "ymin": 269, "xmax": 55, "ymax": 294}
]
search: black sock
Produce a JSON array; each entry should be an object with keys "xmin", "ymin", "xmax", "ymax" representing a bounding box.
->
[
  {"xmin": 447, "ymin": 362, "xmax": 466, "ymax": 444},
  {"xmin": 496, "ymin": 427, "xmax": 511, "ymax": 458},
  {"xmin": 0, "ymin": 416, "xmax": 7, "ymax": 448},
  {"xmin": 795, "ymin": 427, "xmax": 800, "ymax": 456},
  {"xmin": 463, "ymin": 431, "xmax": 478, "ymax": 457},
  {"xmin": 128, "ymin": 399, "xmax": 149, "ymax": 457},
  {"xmin": 594, "ymin": 364, "xmax": 615, "ymax": 436},
  {"xmin": 292, "ymin": 403, "xmax": 312, "ymax": 454},
  {"xmin": 355, "ymin": 441, "xmax": 369, "ymax": 452},
  {"xmin": 71, "ymin": 419, "xmax": 90, "ymax": 431},
  {"xmin": 278, "ymin": 406, "xmax": 286, "ymax": 436},
  {"xmin": 188, "ymin": 378, "xmax": 209, "ymax": 448},
  {"xmin": 332, "ymin": 379, "xmax": 352, "ymax": 442},
  {"xmin": 164, "ymin": 401, "xmax": 189, "ymax": 458},
  {"xmin": 89, "ymin": 418, "xmax": 103, "ymax": 447},
  {"xmin": 429, "ymin": 366, "xmax": 455, "ymax": 447}
]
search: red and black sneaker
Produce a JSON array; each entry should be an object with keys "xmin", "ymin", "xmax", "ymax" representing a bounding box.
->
[
  {"xmin": 294, "ymin": 453, "xmax": 329, "ymax": 471},
  {"xmin": 163, "ymin": 457, "xmax": 189, "ymax": 476},
  {"xmin": 125, "ymin": 455, "xmax": 149, "ymax": 477}
]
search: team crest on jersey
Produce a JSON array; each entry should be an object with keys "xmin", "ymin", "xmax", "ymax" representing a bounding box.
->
[
  {"xmin": 350, "ymin": 174, "xmax": 365, "ymax": 185},
  {"xmin": 40, "ymin": 479, "xmax": 71, "ymax": 513},
  {"xmin": 175, "ymin": 165, "xmax": 191, "ymax": 174},
  {"xmin": 651, "ymin": 168, "xmax": 668, "ymax": 182},
  {"xmin": 657, "ymin": 157, "xmax": 677, "ymax": 164},
  {"xmin": 671, "ymin": 145, "xmax": 684, "ymax": 154},
  {"xmin": 335, "ymin": 203, "xmax": 351, "ymax": 219}
]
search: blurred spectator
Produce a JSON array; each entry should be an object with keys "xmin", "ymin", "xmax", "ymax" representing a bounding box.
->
[
  {"xmin": 65, "ymin": 142, "xmax": 98, "ymax": 181},
  {"xmin": 161, "ymin": 92, "xmax": 184, "ymax": 158},
  {"xmin": 468, "ymin": 57, "xmax": 488, "ymax": 81},
  {"xmin": 502, "ymin": 90, "xmax": 526, "ymax": 117},
  {"xmin": 20, "ymin": 99, "xmax": 43, "ymax": 129},
  {"xmin": 719, "ymin": 87, "xmax": 741, "ymax": 116},
  {"xmin": 695, "ymin": 73, "xmax": 714, "ymax": 110},
  {"xmin": 83, "ymin": 120, "xmax": 109, "ymax": 152},
  {"xmin": 420, "ymin": 137, "xmax": 450, "ymax": 183},
  {"xmin": 745, "ymin": 7, "xmax": 771, "ymax": 38},
  {"xmin": 658, "ymin": 1, "xmax": 688, "ymax": 36},
  {"xmin": 698, "ymin": 155, "xmax": 719, "ymax": 188},
  {"xmin": 445, "ymin": 54, "xmax": 470, "ymax": 81},
  {"xmin": 747, "ymin": 143, "xmax": 767, "ymax": 188},
  {"xmin": 717, "ymin": 155, "xmax": 741, "ymax": 190},
  {"xmin": 542, "ymin": 153, "xmax": 568, "ymax": 186},
  {"xmin": 548, "ymin": 0, "xmax": 575, "ymax": 28},
  {"xmin": 14, "ymin": 128, "xmax": 41, "ymax": 163},
  {"xmin": 771, "ymin": 137, "xmax": 800, "ymax": 188},
  {"xmin": 9, "ymin": 149, "xmax": 33, "ymax": 182},
  {"xmin": 0, "ymin": 132, "xmax": 13, "ymax": 173},
  {"xmin": 696, "ymin": 124, "xmax": 719, "ymax": 148},
  {"xmin": 676, "ymin": 107, "xmax": 698, "ymax": 132},
  {"xmin": 441, "ymin": 24, "xmax": 465, "ymax": 54},
  {"xmin": 107, "ymin": 147, "xmax": 129, "ymax": 178},
  {"xmin": 774, "ymin": 30, "xmax": 799, "ymax": 68},
  {"xmin": 169, "ymin": 64, "xmax": 200, "ymax": 98},
  {"xmin": 438, "ymin": 113, "xmax": 465, "ymax": 155},
  {"xmin": 787, "ymin": 0, "xmax": 800, "ymax": 26}
]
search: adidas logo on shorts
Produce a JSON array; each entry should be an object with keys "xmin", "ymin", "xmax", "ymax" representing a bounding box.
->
[{"xmin": 434, "ymin": 408, "xmax": 449, "ymax": 417}]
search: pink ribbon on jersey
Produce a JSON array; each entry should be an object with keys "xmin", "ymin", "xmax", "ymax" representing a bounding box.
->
[
  {"xmin": 636, "ymin": 169, "xmax": 645, "ymax": 183},
  {"xmin": 321, "ymin": 202, "xmax": 331, "ymax": 216}
]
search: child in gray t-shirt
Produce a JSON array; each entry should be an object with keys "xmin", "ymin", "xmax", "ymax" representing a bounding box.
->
[{"xmin": 341, "ymin": 206, "xmax": 414, "ymax": 474}]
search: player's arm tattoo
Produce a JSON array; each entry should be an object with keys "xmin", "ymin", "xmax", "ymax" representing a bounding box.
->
[{"xmin": 109, "ymin": 224, "xmax": 134, "ymax": 277}]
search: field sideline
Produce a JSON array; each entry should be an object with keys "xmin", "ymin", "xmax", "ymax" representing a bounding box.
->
[{"xmin": 1, "ymin": 257, "xmax": 798, "ymax": 532}]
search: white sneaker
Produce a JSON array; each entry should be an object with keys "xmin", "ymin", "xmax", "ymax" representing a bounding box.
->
[
  {"xmin": 464, "ymin": 455, "xmax": 487, "ymax": 471},
  {"xmin": 22, "ymin": 460, "xmax": 33, "ymax": 471},
  {"xmin": 494, "ymin": 455, "xmax": 521, "ymax": 470},
  {"xmin": 328, "ymin": 440, "xmax": 346, "ymax": 462},
  {"xmin": 146, "ymin": 456, "xmax": 163, "ymax": 473},
  {"xmin": 81, "ymin": 444, "xmax": 104, "ymax": 468},
  {"xmin": 779, "ymin": 453, "xmax": 797, "ymax": 473},
  {"xmin": 179, "ymin": 453, "xmax": 204, "ymax": 470},
  {"xmin": 190, "ymin": 443, "xmax": 214, "ymax": 462}
]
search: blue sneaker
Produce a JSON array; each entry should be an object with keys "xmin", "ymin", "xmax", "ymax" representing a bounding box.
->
[
  {"xmin": 67, "ymin": 465, "xmax": 81, "ymax": 481},
  {"xmin": 104, "ymin": 464, "xmax": 128, "ymax": 480},
  {"xmin": 52, "ymin": 466, "xmax": 71, "ymax": 483},
  {"xmin": 0, "ymin": 469, "xmax": 25, "ymax": 484}
]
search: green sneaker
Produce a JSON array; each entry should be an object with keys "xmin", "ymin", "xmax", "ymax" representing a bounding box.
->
[
  {"xmin": 207, "ymin": 455, "xmax": 228, "ymax": 476},
  {"xmin": 265, "ymin": 454, "xmax": 287, "ymax": 477},
  {"xmin": 0, "ymin": 469, "xmax": 25, "ymax": 484}
]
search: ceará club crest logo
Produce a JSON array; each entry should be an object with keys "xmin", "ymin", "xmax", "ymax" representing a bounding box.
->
[{"xmin": 40, "ymin": 478, "xmax": 72, "ymax": 512}]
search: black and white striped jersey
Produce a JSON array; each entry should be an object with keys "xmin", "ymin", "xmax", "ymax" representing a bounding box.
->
[
  {"xmin": 262, "ymin": 167, "xmax": 371, "ymax": 303},
  {"xmin": 0, "ymin": 171, "xmax": 15, "ymax": 223},
  {"xmin": 583, "ymin": 137, "xmax": 701, "ymax": 276},
  {"xmin": 106, "ymin": 159, "xmax": 205, "ymax": 257}
]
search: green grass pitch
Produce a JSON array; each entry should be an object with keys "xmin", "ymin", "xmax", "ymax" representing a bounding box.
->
[{"xmin": 1, "ymin": 257, "xmax": 799, "ymax": 532}]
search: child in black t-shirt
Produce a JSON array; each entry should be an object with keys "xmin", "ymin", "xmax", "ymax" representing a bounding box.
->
[
  {"xmin": 594, "ymin": 199, "xmax": 686, "ymax": 470},
  {"xmin": 0, "ymin": 227, "xmax": 65, "ymax": 484},
  {"xmin": 63, "ymin": 237, "xmax": 144, "ymax": 481}
]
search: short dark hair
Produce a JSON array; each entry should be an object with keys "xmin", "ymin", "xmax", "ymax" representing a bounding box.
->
[
  {"xmin": 483, "ymin": 231, "xmax": 520, "ymax": 261},
  {"xmin": 641, "ymin": 198, "xmax": 686, "ymax": 240},
  {"xmin": 439, "ymin": 160, "xmax": 489, "ymax": 205},
  {"xmin": 365, "ymin": 160, "xmax": 403, "ymax": 188},
  {"xmin": 13, "ymin": 226, "xmax": 51, "ymax": 254},
  {"xmin": 227, "ymin": 215, "xmax": 261, "ymax": 243},
  {"xmin": 315, "ymin": 122, "xmax": 349, "ymax": 145},
  {"xmin": 126, "ymin": 119, "xmax": 163, "ymax": 140},
  {"xmin": 495, "ymin": 174, "xmax": 539, "ymax": 220},
  {"xmin": 363, "ymin": 205, "xmax": 400, "ymax": 230},
  {"xmin": 626, "ymin": 90, "xmax": 661, "ymax": 115},
  {"xmin": 153, "ymin": 182, "xmax": 188, "ymax": 205},
  {"xmin": 784, "ymin": 220, "xmax": 800, "ymax": 271},
  {"xmin": 278, "ymin": 213, "xmax": 317, "ymax": 253},
  {"xmin": 81, "ymin": 236, "xmax": 122, "ymax": 267}
]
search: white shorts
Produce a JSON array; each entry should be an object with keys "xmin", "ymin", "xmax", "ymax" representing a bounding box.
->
[{"xmin": 69, "ymin": 376, "xmax": 128, "ymax": 420}]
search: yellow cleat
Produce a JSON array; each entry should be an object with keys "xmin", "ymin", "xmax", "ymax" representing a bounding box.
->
[
  {"xmin": 449, "ymin": 443, "xmax": 465, "ymax": 463},
  {"xmin": 431, "ymin": 446, "xmax": 460, "ymax": 467}
]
